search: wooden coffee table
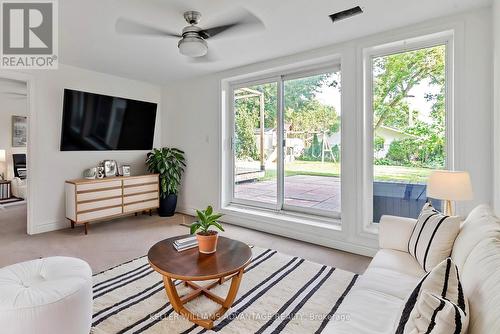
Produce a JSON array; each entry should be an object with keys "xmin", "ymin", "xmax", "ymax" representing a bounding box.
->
[{"xmin": 148, "ymin": 235, "xmax": 252, "ymax": 329}]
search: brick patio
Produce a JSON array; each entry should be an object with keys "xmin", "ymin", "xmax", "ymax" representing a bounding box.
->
[{"xmin": 234, "ymin": 175, "xmax": 341, "ymax": 212}]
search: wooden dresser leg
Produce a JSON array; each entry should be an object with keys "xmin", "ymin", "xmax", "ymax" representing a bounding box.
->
[
  {"xmin": 70, "ymin": 220, "xmax": 75, "ymax": 229},
  {"xmin": 84, "ymin": 223, "xmax": 88, "ymax": 235},
  {"xmin": 135, "ymin": 212, "xmax": 138, "ymax": 216},
  {"xmin": 149, "ymin": 209, "xmax": 152, "ymax": 216}
]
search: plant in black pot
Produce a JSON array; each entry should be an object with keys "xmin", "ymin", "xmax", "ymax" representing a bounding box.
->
[{"xmin": 146, "ymin": 148, "xmax": 186, "ymax": 217}]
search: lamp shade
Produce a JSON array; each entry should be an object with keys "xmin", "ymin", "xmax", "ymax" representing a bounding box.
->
[
  {"xmin": 0, "ymin": 150, "xmax": 5, "ymax": 162},
  {"xmin": 427, "ymin": 170, "xmax": 473, "ymax": 201}
]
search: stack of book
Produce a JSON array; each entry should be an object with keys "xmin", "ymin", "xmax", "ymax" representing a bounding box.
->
[{"xmin": 173, "ymin": 236, "xmax": 198, "ymax": 252}]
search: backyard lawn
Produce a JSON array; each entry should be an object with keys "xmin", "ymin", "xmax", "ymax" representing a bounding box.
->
[{"xmin": 260, "ymin": 161, "xmax": 432, "ymax": 183}]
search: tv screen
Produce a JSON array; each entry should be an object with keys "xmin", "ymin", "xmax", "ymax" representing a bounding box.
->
[{"xmin": 60, "ymin": 89, "xmax": 157, "ymax": 151}]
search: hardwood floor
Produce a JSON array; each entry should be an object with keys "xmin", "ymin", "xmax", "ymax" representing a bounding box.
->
[{"xmin": 0, "ymin": 204, "xmax": 371, "ymax": 274}]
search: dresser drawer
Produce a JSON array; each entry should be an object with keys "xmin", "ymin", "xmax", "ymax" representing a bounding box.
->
[
  {"xmin": 124, "ymin": 192, "xmax": 158, "ymax": 204},
  {"xmin": 77, "ymin": 206, "xmax": 122, "ymax": 222},
  {"xmin": 123, "ymin": 183, "xmax": 158, "ymax": 195},
  {"xmin": 77, "ymin": 180, "xmax": 122, "ymax": 192},
  {"xmin": 77, "ymin": 197, "xmax": 122, "ymax": 212},
  {"xmin": 77, "ymin": 188, "xmax": 122, "ymax": 202},
  {"xmin": 123, "ymin": 199, "xmax": 158, "ymax": 213},
  {"xmin": 123, "ymin": 175, "xmax": 158, "ymax": 186}
]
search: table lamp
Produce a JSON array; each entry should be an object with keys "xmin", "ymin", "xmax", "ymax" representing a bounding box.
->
[
  {"xmin": 0, "ymin": 150, "xmax": 5, "ymax": 180},
  {"xmin": 427, "ymin": 170, "xmax": 473, "ymax": 215}
]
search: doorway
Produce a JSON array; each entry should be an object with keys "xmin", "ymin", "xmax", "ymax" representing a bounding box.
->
[{"xmin": 0, "ymin": 73, "xmax": 33, "ymax": 234}]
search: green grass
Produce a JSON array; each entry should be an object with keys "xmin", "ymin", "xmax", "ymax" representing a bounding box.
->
[{"xmin": 258, "ymin": 161, "xmax": 432, "ymax": 183}]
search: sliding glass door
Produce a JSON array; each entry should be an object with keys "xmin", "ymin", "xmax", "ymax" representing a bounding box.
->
[
  {"xmin": 231, "ymin": 67, "xmax": 342, "ymax": 218},
  {"xmin": 283, "ymin": 72, "xmax": 341, "ymax": 216},
  {"xmin": 233, "ymin": 81, "xmax": 278, "ymax": 209}
]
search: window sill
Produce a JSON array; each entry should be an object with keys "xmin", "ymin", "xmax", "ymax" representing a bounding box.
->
[{"xmin": 221, "ymin": 203, "xmax": 342, "ymax": 232}]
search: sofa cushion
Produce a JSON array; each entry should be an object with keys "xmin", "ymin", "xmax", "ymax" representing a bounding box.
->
[
  {"xmin": 324, "ymin": 251, "xmax": 422, "ymax": 334},
  {"xmin": 369, "ymin": 249, "xmax": 425, "ymax": 278},
  {"xmin": 394, "ymin": 258, "xmax": 467, "ymax": 334},
  {"xmin": 451, "ymin": 204, "xmax": 500, "ymax": 269},
  {"xmin": 408, "ymin": 203, "xmax": 461, "ymax": 272},
  {"xmin": 459, "ymin": 238, "xmax": 500, "ymax": 334}
]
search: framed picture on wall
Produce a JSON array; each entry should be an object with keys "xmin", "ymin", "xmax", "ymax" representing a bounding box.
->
[{"xmin": 12, "ymin": 116, "xmax": 27, "ymax": 147}]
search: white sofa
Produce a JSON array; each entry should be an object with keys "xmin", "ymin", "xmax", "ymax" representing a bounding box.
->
[{"xmin": 325, "ymin": 204, "xmax": 500, "ymax": 334}]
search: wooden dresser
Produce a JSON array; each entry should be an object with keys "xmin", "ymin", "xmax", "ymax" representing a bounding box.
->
[{"xmin": 65, "ymin": 174, "xmax": 159, "ymax": 234}]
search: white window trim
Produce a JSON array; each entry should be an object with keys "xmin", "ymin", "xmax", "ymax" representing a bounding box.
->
[
  {"xmin": 360, "ymin": 31, "xmax": 455, "ymax": 236},
  {"xmin": 224, "ymin": 61, "xmax": 343, "ymax": 221}
]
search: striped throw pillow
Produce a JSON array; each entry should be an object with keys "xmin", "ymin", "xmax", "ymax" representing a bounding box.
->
[
  {"xmin": 408, "ymin": 203, "xmax": 461, "ymax": 272},
  {"xmin": 395, "ymin": 258, "xmax": 469, "ymax": 334}
]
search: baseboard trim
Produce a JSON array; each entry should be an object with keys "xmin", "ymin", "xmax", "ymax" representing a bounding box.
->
[{"xmin": 30, "ymin": 220, "xmax": 68, "ymax": 235}]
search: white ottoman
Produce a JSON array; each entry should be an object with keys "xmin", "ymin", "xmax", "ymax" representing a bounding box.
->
[{"xmin": 0, "ymin": 257, "xmax": 92, "ymax": 334}]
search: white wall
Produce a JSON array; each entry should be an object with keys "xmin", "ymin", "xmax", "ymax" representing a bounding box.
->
[
  {"xmin": 0, "ymin": 64, "xmax": 162, "ymax": 234},
  {"xmin": 0, "ymin": 81, "xmax": 27, "ymax": 179},
  {"xmin": 162, "ymin": 7, "xmax": 493, "ymax": 256}
]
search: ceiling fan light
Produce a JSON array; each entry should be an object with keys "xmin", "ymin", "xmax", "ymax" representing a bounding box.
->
[{"xmin": 178, "ymin": 37, "xmax": 208, "ymax": 57}]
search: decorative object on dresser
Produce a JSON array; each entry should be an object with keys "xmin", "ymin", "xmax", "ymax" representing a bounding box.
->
[
  {"xmin": 65, "ymin": 174, "xmax": 159, "ymax": 234},
  {"xmin": 427, "ymin": 170, "xmax": 473, "ymax": 215},
  {"xmin": 96, "ymin": 163, "xmax": 105, "ymax": 179},
  {"xmin": 104, "ymin": 160, "xmax": 118, "ymax": 177},
  {"xmin": 146, "ymin": 147, "xmax": 186, "ymax": 217},
  {"xmin": 121, "ymin": 164, "xmax": 131, "ymax": 177},
  {"xmin": 190, "ymin": 205, "xmax": 224, "ymax": 254},
  {"xmin": 82, "ymin": 167, "xmax": 97, "ymax": 179}
]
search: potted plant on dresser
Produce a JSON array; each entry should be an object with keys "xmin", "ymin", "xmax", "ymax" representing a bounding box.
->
[
  {"xmin": 146, "ymin": 147, "xmax": 186, "ymax": 217},
  {"xmin": 190, "ymin": 206, "xmax": 224, "ymax": 254}
]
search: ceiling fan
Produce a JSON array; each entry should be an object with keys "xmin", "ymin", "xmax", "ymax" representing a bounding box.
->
[{"xmin": 116, "ymin": 9, "xmax": 264, "ymax": 60}]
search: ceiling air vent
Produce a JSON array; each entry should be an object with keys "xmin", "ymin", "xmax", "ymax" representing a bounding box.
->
[{"xmin": 329, "ymin": 6, "xmax": 363, "ymax": 23}]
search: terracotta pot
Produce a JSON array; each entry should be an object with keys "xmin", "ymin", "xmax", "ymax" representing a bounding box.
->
[{"xmin": 196, "ymin": 232, "xmax": 219, "ymax": 254}]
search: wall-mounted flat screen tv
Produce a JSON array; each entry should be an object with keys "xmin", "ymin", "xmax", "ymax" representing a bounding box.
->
[{"xmin": 60, "ymin": 89, "xmax": 157, "ymax": 151}]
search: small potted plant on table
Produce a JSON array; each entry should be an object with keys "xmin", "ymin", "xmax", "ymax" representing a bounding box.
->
[
  {"xmin": 146, "ymin": 147, "xmax": 186, "ymax": 217},
  {"xmin": 190, "ymin": 206, "xmax": 224, "ymax": 254}
]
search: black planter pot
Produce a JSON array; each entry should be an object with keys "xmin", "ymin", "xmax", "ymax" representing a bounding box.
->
[{"xmin": 158, "ymin": 194, "xmax": 177, "ymax": 217}]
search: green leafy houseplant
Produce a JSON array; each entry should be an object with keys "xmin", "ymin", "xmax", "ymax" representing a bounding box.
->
[
  {"xmin": 146, "ymin": 148, "xmax": 186, "ymax": 198},
  {"xmin": 190, "ymin": 206, "xmax": 224, "ymax": 254},
  {"xmin": 190, "ymin": 206, "xmax": 224, "ymax": 236}
]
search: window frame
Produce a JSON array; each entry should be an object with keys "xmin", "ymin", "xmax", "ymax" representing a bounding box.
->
[
  {"xmin": 227, "ymin": 63, "xmax": 342, "ymax": 220},
  {"xmin": 361, "ymin": 32, "xmax": 455, "ymax": 234}
]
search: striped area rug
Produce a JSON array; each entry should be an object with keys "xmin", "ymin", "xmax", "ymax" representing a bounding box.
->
[{"xmin": 91, "ymin": 247, "xmax": 359, "ymax": 334}]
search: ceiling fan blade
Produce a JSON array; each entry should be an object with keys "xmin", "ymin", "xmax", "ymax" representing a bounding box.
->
[
  {"xmin": 115, "ymin": 17, "xmax": 181, "ymax": 38},
  {"xmin": 199, "ymin": 8, "xmax": 264, "ymax": 39}
]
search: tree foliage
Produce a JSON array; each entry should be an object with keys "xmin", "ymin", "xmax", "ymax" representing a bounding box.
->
[
  {"xmin": 373, "ymin": 45, "xmax": 446, "ymax": 168},
  {"xmin": 234, "ymin": 74, "xmax": 340, "ymax": 160}
]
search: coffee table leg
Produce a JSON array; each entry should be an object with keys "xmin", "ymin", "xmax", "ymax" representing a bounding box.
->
[
  {"xmin": 162, "ymin": 269, "xmax": 244, "ymax": 329},
  {"xmin": 163, "ymin": 276, "xmax": 213, "ymax": 329}
]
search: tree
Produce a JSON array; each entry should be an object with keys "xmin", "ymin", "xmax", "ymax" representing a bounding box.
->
[
  {"xmin": 373, "ymin": 46, "xmax": 445, "ymax": 131},
  {"xmin": 234, "ymin": 73, "xmax": 339, "ymax": 160},
  {"xmin": 373, "ymin": 45, "xmax": 446, "ymax": 169},
  {"xmin": 285, "ymin": 100, "xmax": 339, "ymax": 134}
]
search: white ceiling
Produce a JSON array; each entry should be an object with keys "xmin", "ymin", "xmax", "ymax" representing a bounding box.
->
[{"xmin": 60, "ymin": 0, "xmax": 491, "ymax": 85}]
